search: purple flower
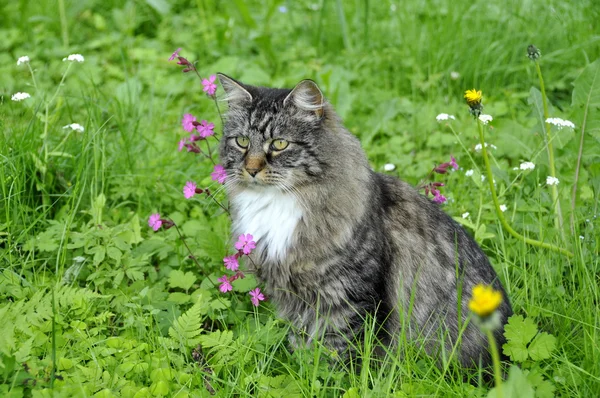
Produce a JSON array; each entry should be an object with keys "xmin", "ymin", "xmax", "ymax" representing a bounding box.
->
[
  {"xmin": 450, "ymin": 155, "xmax": 458, "ymax": 170},
  {"xmin": 235, "ymin": 233, "xmax": 256, "ymax": 255},
  {"xmin": 224, "ymin": 255, "xmax": 239, "ymax": 271},
  {"xmin": 432, "ymin": 192, "xmax": 447, "ymax": 204},
  {"xmin": 211, "ymin": 164, "xmax": 227, "ymax": 184},
  {"xmin": 218, "ymin": 275, "xmax": 233, "ymax": 293},
  {"xmin": 202, "ymin": 75, "xmax": 217, "ymax": 96},
  {"xmin": 148, "ymin": 213, "xmax": 162, "ymax": 231},
  {"xmin": 182, "ymin": 113, "xmax": 197, "ymax": 133},
  {"xmin": 178, "ymin": 138, "xmax": 187, "ymax": 151},
  {"xmin": 183, "ymin": 181, "xmax": 197, "ymax": 199},
  {"xmin": 249, "ymin": 288, "xmax": 265, "ymax": 307},
  {"xmin": 169, "ymin": 48, "xmax": 182, "ymax": 61},
  {"xmin": 197, "ymin": 120, "xmax": 215, "ymax": 138}
]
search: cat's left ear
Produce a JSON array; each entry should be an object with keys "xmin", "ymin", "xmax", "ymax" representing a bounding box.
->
[{"xmin": 284, "ymin": 80, "xmax": 325, "ymax": 118}]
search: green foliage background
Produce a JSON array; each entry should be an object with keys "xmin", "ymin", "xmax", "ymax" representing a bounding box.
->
[{"xmin": 1, "ymin": 0, "xmax": 599, "ymax": 396}]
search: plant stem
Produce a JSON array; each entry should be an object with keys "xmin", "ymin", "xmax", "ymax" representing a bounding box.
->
[
  {"xmin": 486, "ymin": 329, "xmax": 503, "ymax": 397},
  {"xmin": 477, "ymin": 121, "xmax": 573, "ymax": 257},
  {"xmin": 58, "ymin": 0, "xmax": 69, "ymax": 48},
  {"xmin": 534, "ymin": 61, "xmax": 565, "ymax": 242}
]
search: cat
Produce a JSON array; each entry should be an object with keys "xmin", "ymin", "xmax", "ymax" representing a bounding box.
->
[{"xmin": 216, "ymin": 73, "xmax": 512, "ymax": 367}]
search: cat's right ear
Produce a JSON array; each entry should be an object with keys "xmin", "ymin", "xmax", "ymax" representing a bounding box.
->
[{"xmin": 217, "ymin": 73, "xmax": 252, "ymax": 105}]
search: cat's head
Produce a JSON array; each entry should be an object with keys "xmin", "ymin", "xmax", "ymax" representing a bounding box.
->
[{"xmin": 217, "ymin": 74, "xmax": 339, "ymax": 192}]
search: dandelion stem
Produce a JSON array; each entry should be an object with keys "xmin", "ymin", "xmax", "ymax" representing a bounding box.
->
[
  {"xmin": 534, "ymin": 61, "xmax": 565, "ymax": 242},
  {"xmin": 477, "ymin": 120, "xmax": 573, "ymax": 257},
  {"xmin": 485, "ymin": 329, "xmax": 503, "ymax": 397}
]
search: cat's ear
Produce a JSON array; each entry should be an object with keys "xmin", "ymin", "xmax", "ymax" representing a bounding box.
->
[
  {"xmin": 217, "ymin": 73, "xmax": 252, "ymax": 104},
  {"xmin": 284, "ymin": 80, "xmax": 325, "ymax": 118}
]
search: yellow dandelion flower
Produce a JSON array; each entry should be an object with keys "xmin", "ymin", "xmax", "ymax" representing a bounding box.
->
[
  {"xmin": 464, "ymin": 89, "xmax": 483, "ymax": 107},
  {"xmin": 468, "ymin": 284, "xmax": 502, "ymax": 317}
]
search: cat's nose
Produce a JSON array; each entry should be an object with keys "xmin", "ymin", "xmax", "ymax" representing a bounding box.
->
[{"xmin": 246, "ymin": 168, "xmax": 260, "ymax": 177}]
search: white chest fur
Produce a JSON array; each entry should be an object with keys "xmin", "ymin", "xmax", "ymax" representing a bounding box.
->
[{"xmin": 231, "ymin": 188, "xmax": 303, "ymax": 263}]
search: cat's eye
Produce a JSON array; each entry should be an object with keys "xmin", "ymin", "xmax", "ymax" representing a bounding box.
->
[
  {"xmin": 235, "ymin": 136, "xmax": 249, "ymax": 148},
  {"xmin": 270, "ymin": 139, "xmax": 289, "ymax": 151}
]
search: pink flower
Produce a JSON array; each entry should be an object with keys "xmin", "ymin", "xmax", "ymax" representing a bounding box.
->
[
  {"xmin": 169, "ymin": 48, "xmax": 182, "ymax": 61},
  {"xmin": 223, "ymin": 255, "xmax": 239, "ymax": 271},
  {"xmin": 183, "ymin": 181, "xmax": 197, "ymax": 199},
  {"xmin": 432, "ymin": 191, "xmax": 447, "ymax": 204},
  {"xmin": 249, "ymin": 288, "xmax": 265, "ymax": 307},
  {"xmin": 218, "ymin": 275, "xmax": 232, "ymax": 293},
  {"xmin": 178, "ymin": 138, "xmax": 187, "ymax": 151},
  {"xmin": 235, "ymin": 233, "xmax": 256, "ymax": 255},
  {"xmin": 202, "ymin": 75, "xmax": 217, "ymax": 96},
  {"xmin": 182, "ymin": 113, "xmax": 197, "ymax": 133},
  {"xmin": 197, "ymin": 120, "xmax": 215, "ymax": 138},
  {"xmin": 148, "ymin": 213, "xmax": 162, "ymax": 231},
  {"xmin": 211, "ymin": 164, "xmax": 227, "ymax": 184},
  {"xmin": 450, "ymin": 155, "xmax": 458, "ymax": 170}
]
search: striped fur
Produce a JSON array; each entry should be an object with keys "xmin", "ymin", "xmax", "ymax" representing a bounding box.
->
[{"xmin": 217, "ymin": 74, "xmax": 512, "ymax": 367}]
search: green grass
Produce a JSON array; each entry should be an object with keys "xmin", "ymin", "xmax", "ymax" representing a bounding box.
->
[{"xmin": 1, "ymin": 0, "xmax": 599, "ymax": 396}]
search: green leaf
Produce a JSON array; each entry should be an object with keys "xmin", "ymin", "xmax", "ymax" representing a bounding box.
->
[
  {"xmin": 168, "ymin": 296, "xmax": 208, "ymax": 347},
  {"xmin": 487, "ymin": 365, "xmax": 534, "ymax": 398},
  {"xmin": 232, "ymin": 274, "xmax": 257, "ymax": 293},
  {"xmin": 168, "ymin": 270, "xmax": 197, "ymax": 291},
  {"xmin": 528, "ymin": 332, "xmax": 556, "ymax": 361},
  {"xmin": 503, "ymin": 315, "xmax": 538, "ymax": 362}
]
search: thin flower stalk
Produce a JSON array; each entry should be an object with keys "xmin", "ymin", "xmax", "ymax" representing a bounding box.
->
[
  {"xmin": 486, "ymin": 329, "xmax": 503, "ymax": 397},
  {"xmin": 533, "ymin": 60, "xmax": 565, "ymax": 241},
  {"xmin": 476, "ymin": 120, "xmax": 572, "ymax": 257}
]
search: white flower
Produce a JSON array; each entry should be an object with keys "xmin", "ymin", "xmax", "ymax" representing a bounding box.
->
[
  {"xmin": 63, "ymin": 123, "xmax": 85, "ymax": 132},
  {"xmin": 499, "ymin": 204, "xmax": 507, "ymax": 212},
  {"xmin": 545, "ymin": 117, "xmax": 575, "ymax": 130},
  {"xmin": 278, "ymin": 5, "xmax": 288, "ymax": 12},
  {"xmin": 17, "ymin": 56, "xmax": 30, "ymax": 65},
  {"xmin": 546, "ymin": 176, "xmax": 560, "ymax": 186},
  {"xmin": 450, "ymin": 71, "xmax": 460, "ymax": 80},
  {"xmin": 436, "ymin": 113, "xmax": 455, "ymax": 122},
  {"xmin": 462, "ymin": 212, "xmax": 470, "ymax": 219},
  {"xmin": 384, "ymin": 163, "xmax": 396, "ymax": 172},
  {"xmin": 465, "ymin": 169, "xmax": 474, "ymax": 177},
  {"xmin": 11, "ymin": 92, "xmax": 31, "ymax": 101},
  {"xmin": 63, "ymin": 54, "xmax": 85, "ymax": 63},
  {"xmin": 479, "ymin": 114, "xmax": 493, "ymax": 124},
  {"xmin": 481, "ymin": 175, "xmax": 486, "ymax": 181},
  {"xmin": 519, "ymin": 161, "xmax": 535, "ymax": 171},
  {"xmin": 474, "ymin": 142, "xmax": 496, "ymax": 152},
  {"xmin": 579, "ymin": 236, "xmax": 584, "ymax": 241}
]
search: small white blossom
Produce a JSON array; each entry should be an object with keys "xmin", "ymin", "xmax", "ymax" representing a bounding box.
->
[
  {"xmin": 474, "ymin": 142, "xmax": 495, "ymax": 152},
  {"xmin": 278, "ymin": 5, "xmax": 288, "ymax": 12},
  {"xmin": 545, "ymin": 117, "xmax": 575, "ymax": 130},
  {"xmin": 499, "ymin": 204, "xmax": 507, "ymax": 212},
  {"xmin": 481, "ymin": 175, "xmax": 486, "ymax": 181},
  {"xmin": 383, "ymin": 163, "xmax": 396, "ymax": 172},
  {"xmin": 17, "ymin": 56, "xmax": 30, "ymax": 65},
  {"xmin": 450, "ymin": 71, "xmax": 460, "ymax": 80},
  {"xmin": 390, "ymin": 3, "xmax": 397, "ymax": 11},
  {"xmin": 462, "ymin": 212, "xmax": 470, "ymax": 219},
  {"xmin": 63, "ymin": 123, "xmax": 85, "ymax": 132},
  {"xmin": 479, "ymin": 114, "xmax": 493, "ymax": 124},
  {"xmin": 465, "ymin": 169, "xmax": 474, "ymax": 177},
  {"xmin": 436, "ymin": 113, "xmax": 455, "ymax": 122},
  {"xmin": 546, "ymin": 176, "xmax": 560, "ymax": 186},
  {"xmin": 11, "ymin": 92, "xmax": 31, "ymax": 101},
  {"xmin": 579, "ymin": 236, "xmax": 584, "ymax": 241},
  {"xmin": 520, "ymin": 161, "xmax": 535, "ymax": 171},
  {"xmin": 63, "ymin": 54, "xmax": 85, "ymax": 63}
]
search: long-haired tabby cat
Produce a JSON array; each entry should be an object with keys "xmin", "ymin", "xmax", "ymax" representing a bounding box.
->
[{"xmin": 217, "ymin": 73, "xmax": 512, "ymax": 367}]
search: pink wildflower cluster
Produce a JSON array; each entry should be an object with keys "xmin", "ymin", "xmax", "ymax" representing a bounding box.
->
[
  {"xmin": 419, "ymin": 155, "xmax": 459, "ymax": 204},
  {"xmin": 217, "ymin": 233, "xmax": 265, "ymax": 307},
  {"xmin": 178, "ymin": 113, "xmax": 215, "ymax": 152}
]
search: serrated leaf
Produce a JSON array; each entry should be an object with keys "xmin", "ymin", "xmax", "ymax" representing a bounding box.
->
[
  {"xmin": 93, "ymin": 246, "xmax": 106, "ymax": 265},
  {"xmin": 528, "ymin": 332, "xmax": 556, "ymax": 361},
  {"xmin": 198, "ymin": 330, "xmax": 233, "ymax": 349},
  {"xmin": 534, "ymin": 379, "xmax": 556, "ymax": 398},
  {"xmin": 107, "ymin": 246, "xmax": 122, "ymax": 262},
  {"xmin": 503, "ymin": 340, "xmax": 530, "ymax": 362},
  {"xmin": 232, "ymin": 274, "xmax": 257, "ymax": 293},
  {"xmin": 168, "ymin": 297, "xmax": 207, "ymax": 347},
  {"xmin": 487, "ymin": 365, "xmax": 534, "ymax": 398},
  {"xmin": 504, "ymin": 315, "xmax": 538, "ymax": 347},
  {"xmin": 168, "ymin": 270, "xmax": 197, "ymax": 291}
]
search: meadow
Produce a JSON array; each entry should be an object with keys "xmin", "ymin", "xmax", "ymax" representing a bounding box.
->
[{"xmin": 1, "ymin": 0, "xmax": 599, "ymax": 396}]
